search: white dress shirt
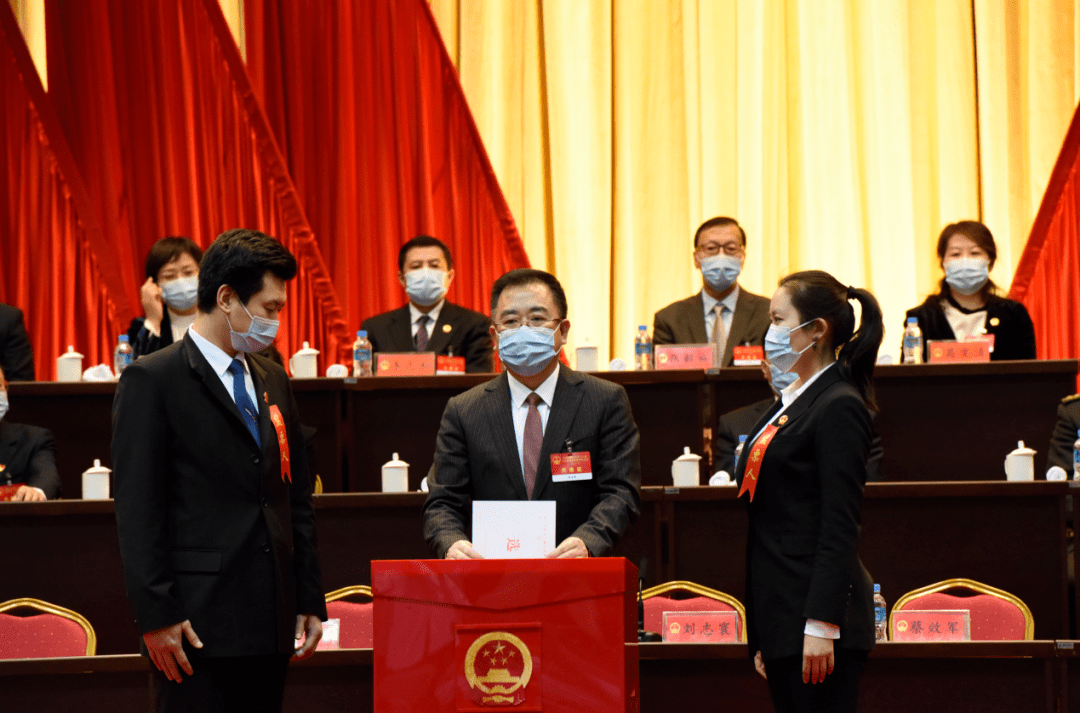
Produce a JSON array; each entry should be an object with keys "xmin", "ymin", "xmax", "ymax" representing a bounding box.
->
[
  {"xmin": 409, "ymin": 300, "xmax": 445, "ymax": 339},
  {"xmin": 188, "ymin": 325, "xmax": 258, "ymax": 409},
  {"xmin": 506, "ymin": 363, "xmax": 560, "ymax": 481},
  {"xmin": 701, "ymin": 286, "xmax": 739, "ymax": 343},
  {"xmin": 168, "ymin": 308, "xmax": 196, "ymax": 343}
]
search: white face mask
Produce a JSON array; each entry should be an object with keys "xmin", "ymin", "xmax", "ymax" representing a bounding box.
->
[
  {"xmin": 404, "ymin": 268, "xmax": 448, "ymax": 307},
  {"xmin": 227, "ymin": 299, "xmax": 280, "ymax": 353},
  {"xmin": 161, "ymin": 275, "xmax": 199, "ymax": 311},
  {"xmin": 0, "ymin": 391, "xmax": 8, "ymax": 422},
  {"xmin": 763, "ymin": 319, "xmax": 817, "ymax": 373}
]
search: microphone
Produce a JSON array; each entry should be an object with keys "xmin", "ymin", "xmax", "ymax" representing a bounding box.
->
[{"xmin": 637, "ymin": 558, "xmax": 662, "ymax": 643}]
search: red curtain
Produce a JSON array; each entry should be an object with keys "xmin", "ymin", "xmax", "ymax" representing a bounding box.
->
[
  {"xmin": 44, "ymin": 0, "xmax": 350, "ymax": 370},
  {"xmin": 1009, "ymin": 103, "xmax": 1080, "ymax": 381},
  {"xmin": 0, "ymin": 3, "xmax": 125, "ymax": 380},
  {"xmin": 244, "ymin": 0, "xmax": 529, "ymax": 330}
]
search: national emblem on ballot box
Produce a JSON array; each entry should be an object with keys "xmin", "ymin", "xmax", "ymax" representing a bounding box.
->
[{"xmin": 457, "ymin": 627, "xmax": 540, "ymax": 709}]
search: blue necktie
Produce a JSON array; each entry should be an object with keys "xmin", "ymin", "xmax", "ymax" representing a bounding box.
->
[{"xmin": 227, "ymin": 359, "xmax": 261, "ymax": 447}]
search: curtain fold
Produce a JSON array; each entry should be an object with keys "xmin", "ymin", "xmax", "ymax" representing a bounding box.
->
[
  {"xmin": 244, "ymin": 0, "xmax": 529, "ymax": 331},
  {"xmin": 0, "ymin": 2, "xmax": 124, "ymax": 380},
  {"xmin": 44, "ymin": 0, "xmax": 351, "ymax": 370}
]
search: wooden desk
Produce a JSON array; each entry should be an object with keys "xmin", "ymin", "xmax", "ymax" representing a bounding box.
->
[
  {"xmin": 2, "ymin": 483, "xmax": 1072, "ymax": 657},
  {"xmin": 0, "ymin": 643, "xmax": 1067, "ymax": 713}
]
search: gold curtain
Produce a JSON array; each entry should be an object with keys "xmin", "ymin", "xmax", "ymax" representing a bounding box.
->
[{"xmin": 431, "ymin": 0, "xmax": 1080, "ymax": 364}]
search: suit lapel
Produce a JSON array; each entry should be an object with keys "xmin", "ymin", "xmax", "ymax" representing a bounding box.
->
[
  {"xmin": 733, "ymin": 399, "xmax": 783, "ymax": 484},
  {"xmin": 247, "ymin": 356, "xmax": 275, "ymax": 453},
  {"xmin": 183, "ymin": 333, "xmax": 259, "ymax": 448},
  {"xmin": 426, "ymin": 302, "xmax": 456, "ymax": 355},
  {"xmin": 483, "ymin": 374, "xmax": 529, "ymax": 499},
  {"xmin": 722, "ymin": 289, "xmax": 765, "ymax": 365},
  {"xmin": 388, "ymin": 306, "xmax": 416, "ymax": 353},
  {"xmin": 683, "ymin": 293, "xmax": 709, "ymax": 343},
  {"xmin": 533, "ymin": 368, "xmax": 586, "ymax": 498},
  {"xmin": 0, "ymin": 422, "xmax": 17, "ymax": 478}
]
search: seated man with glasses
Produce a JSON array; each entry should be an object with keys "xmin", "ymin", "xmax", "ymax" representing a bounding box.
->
[
  {"xmin": 422, "ymin": 268, "xmax": 641, "ymax": 560},
  {"xmin": 652, "ymin": 217, "xmax": 771, "ymax": 367}
]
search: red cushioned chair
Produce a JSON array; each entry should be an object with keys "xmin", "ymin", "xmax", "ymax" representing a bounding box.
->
[
  {"xmin": 641, "ymin": 581, "xmax": 746, "ymax": 642},
  {"xmin": 0, "ymin": 598, "xmax": 97, "ymax": 658},
  {"xmin": 889, "ymin": 578, "xmax": 1033, "ymax": 641},
  {"xmin": 325, "ymin": 585, "xmax": 373, "ymax": 649}
]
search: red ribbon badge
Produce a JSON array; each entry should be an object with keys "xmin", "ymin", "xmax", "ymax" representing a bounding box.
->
[
  {"xmin": 268, "ymin": 404, "xmax": 291, "ymax": 483},
  {"xmin": 738, "ymin": 423, "xmax": 780, "ymax": 501}
]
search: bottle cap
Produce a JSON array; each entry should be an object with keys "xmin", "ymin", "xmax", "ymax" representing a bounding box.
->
[
  {"xmin": 738, "ymin": 435, "xmax": 748, "ymax": 443},
  {"xmin": 357, "ymin": 330, "xmax": 367, "ymax": 338},
  {"xmin": 874, "ymin": 583, "xmax": 881, "ymax": 593},
  {"xmin": 639, "ymin": 325, "xmax": 647, "ymax": 330},
  {"xmin": 118, "ymin": 335, "xmax": 129, "ymax": 343},
  {"xmin": 906, "ymin": 317, "xmax": 917, "ymax": 325}
]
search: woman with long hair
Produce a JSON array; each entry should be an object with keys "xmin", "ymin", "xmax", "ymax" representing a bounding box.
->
[{"xmin": 734, "ymin": 269, "xmax": 883, "ymax": 712}]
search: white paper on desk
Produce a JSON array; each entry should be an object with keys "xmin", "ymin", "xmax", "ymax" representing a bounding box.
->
[{"xmin": 472, "ymin": 500, "xmax": 556, "ymax": 559}]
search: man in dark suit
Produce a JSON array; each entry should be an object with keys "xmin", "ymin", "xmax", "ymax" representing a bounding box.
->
[
  {"xmin": 423, "ymin": 268, "xmax": 641, "ymax": 559},
  {"xmin": 653, "ymin": 217, "xmax": 770, "ymax": 367},
  {"xmin": 0, "ymin": 366, "xmax": 59, "ymax": 500},
  {"xmin": 361, "ymin": 235, "xmax": 493, "ymax": 373},
  {"xmin": 1047, "ymin": 392, "xmax": 1080, "ymax": 475},
  {"xmin": 112, "ymin": 229, "xmax": 325, "ymax": 712},
  {"xmin": 0, "ymin": 303, "xmax": 35, "ymax": 382}
]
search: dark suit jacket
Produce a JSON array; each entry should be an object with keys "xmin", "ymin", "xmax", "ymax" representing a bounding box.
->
[
  {"xmin": 0, "ymin": 421, "xmax": 60, "ymax": 498},
  {"xmin": 1048, "ymin": 394, "xmax": 1080, "ymax": 474},
  {"xmin": 904, "ymin": 294, "xmax": 1036, "ymax": 362},
  {"xmin": 717, "ymin": 397, "xmax": 885, "ymax": 481},
  {"xmin": 361, "ymin": 302, "xmax": 493, "ymax": 373},
  {"xmin": 733, "ymin": 367, "xmax": 876, "ymax": 662},
  {"xmin": 112, "ymin": 332, "xmax": 326, "ymax": 657},
  {"xmin": 652, "ymin": 287, "xmax": 771, "ymax": 366},
  {"xmin": 0, "ymin": 304, "xmax": 35, "ymax": 381},
  {"xmin": 422, "ymin": 367, "xmax": 641, "ymax": 558},
  {"xmin": 127, "ymin": 311, "xmax": 175, "ymax": 359}
]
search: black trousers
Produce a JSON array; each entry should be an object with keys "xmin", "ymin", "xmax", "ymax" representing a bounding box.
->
[
  {"xmin": 763, "ymin": 648, "xmax": 867, "ymax": 713},
  {"xmin": 149, "ymin": 653, "xmax": 291, "ymax": 713}
]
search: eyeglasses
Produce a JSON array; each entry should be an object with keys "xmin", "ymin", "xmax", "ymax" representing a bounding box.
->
[
  {"xmin": 696, "ymin": 243, "xmax": 744, "ymax": 258},
  {"xmin": 493, "ymin": 316, "xmax": 562, "ymax": 331}
]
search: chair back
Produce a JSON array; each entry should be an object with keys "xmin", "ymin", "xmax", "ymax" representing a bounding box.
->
[
  {"xmin": 890, "ymin": 579, "xmax": 1033, "ymax": 640},
  {"xmin": 641, "ymin": 581, "xmax": 746, "ymax": 642},
  {"xmin": 0, "ymin": 598, "xmax": 96, "ymax": 658},
  {"xmin": 325, "ymin": 585, "xmax": 373, "ymax": 648}
]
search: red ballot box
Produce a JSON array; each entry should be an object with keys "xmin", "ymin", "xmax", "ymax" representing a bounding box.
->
[{"xmin": 372, "ymin": 558, "xmax": 639, "ymax": 712}]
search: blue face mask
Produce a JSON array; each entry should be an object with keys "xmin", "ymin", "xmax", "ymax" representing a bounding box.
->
[
  {"xmin": 405, "ymin": 268, "xmax": 448, "ymax": 307},
  {"xmin": 699, "ymin": 254, "xmax": 742, "ymax": 292},
  {"xmin": 944, "ymin": 258, "xmax": 989, "ymax": 296},
  {"xmin": 769, "ymin": 363, "xmax": 799, "ymax": 394},
  {"xmin": 228, "ymin": 300, "xmax": 280, "ymax": 353},
  {"xmin": 764, "ymin": 319, "xmax": 816, "ymax": 373},
  {"xmin": 498, "ymin": 325, "xmax": 559, "ymax": 377},
  {"xmin": 161, "ymin": 275, "xmax": 199, "ymax": 311}
]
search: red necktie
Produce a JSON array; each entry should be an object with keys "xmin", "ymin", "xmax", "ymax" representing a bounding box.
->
[{"xmin": 523, "ymin": 393, "xmax": 543, "ymax": 499}]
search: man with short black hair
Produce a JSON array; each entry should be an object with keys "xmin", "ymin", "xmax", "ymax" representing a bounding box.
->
[
  {"xmin": 361, "ymin": 235, "xmax": 493, "ymax": 372},
  {"xmin": 423, "ymin": 268, "xmax": 641, "ymax": 560},
  {"xmin": 113, "ymin": 228, "xmax": 325, "ymax": 712},
  {"xmin": 0, "ymin": 365, "xmax": 59, "ymax": 501},
  {"xmin": 653, "ymin": 217, "xmax": 770, "ymax": 366}
]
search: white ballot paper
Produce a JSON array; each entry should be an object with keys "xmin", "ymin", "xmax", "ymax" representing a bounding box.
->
[{"xmin": 472, "ymin": 500, "xmax": 556, "ymax": 559}]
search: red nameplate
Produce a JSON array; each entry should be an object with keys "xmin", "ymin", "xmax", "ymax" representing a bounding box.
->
[
  {"xmin": 964, "ymin": 333, "xmax": 995, "ymax": 351},
  {"xmin": 927, "ymin": 340, "xmax": 991, "ymax": 363},
  {"xmin": 891, "ymin": 610, "xmax": 971, "ymax": 641},
  {"xmin": 0, "ymin": 484, "xmax": 22, "ymax": 502},
  {"xmin": 739, "ymin": 421, "xmax": 782, "ymax": 501},
  {"xmin": 550, "ymin": 452, "xmax": 592, "ymax": 482},
  {"xmin": 436, "ymin": 355, "xmax": 466, "ymax": 373},
  {"xmin": 732, "ymin": 345, "xmax": 764, "ymax": 365},
  {"xmin": 655, "ymin": 344, "xmax": 714, "ymax": 370},
  {"xmin": 376, "ymin": 352, "xmax": 436, "ymax": 376},
  {"xmin": 268, "ymin": 404, "xmax": 292, "ymax": 483},
  {"xmin": 662, "ymin": 610, "xmax": 739, "ymax": 643}
]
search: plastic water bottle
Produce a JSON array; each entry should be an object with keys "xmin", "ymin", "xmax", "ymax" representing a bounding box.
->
[
  {"xmin": 733, "ymin": 434, "xmax": 748, "ymax": 466},
  {"xmin": 634, "ymin": 325, "xmax": 653, "ymax": 371},
  {"xmin": 352, "ymin": 330, "xmax": 373, "ymax": 377},
  {"xmin": 113, "ymin": 334, "xmax": 133, "ymax": 376},
  {"xmin": 1073, "ymin": 430, "xmax": 1080, "ymax": 481},
  {"xmin": 902, "ymin": 317, "xmax": 923, "ymax": 364},
  {"xmin": 873, "ymin": 584, "xmax": 888, "ymax": 641}
]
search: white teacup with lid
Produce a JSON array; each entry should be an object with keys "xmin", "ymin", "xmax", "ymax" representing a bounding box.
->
[
  {"xmin": 381, "ymin": 453, "xmax": 409, "ymax": 493},
  {"xmin": 672, "ymin": 447, "xmax": 702, "ymax": 487},
  {"xmin": 1004, "ymin": 441, "xmax": 1036, "ymax": 482},
  {"xmin": 289, "ymin": 341, "xmax": 320, "ymax": 378},
  {"xmin": 57, "ymin": 346, "xmax": 84, "ymax": 383},
  {"xmin": 82, "ymin": 459, "xmax": 112, "ymax": 499}
]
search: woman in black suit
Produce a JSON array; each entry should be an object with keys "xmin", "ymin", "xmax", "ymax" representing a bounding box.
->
[
  {"xmin": 126, "ymin": 237, "xmax": 202, "ymax": 358},
  {"xmin": 734, "ymin": 270, "xmax": 883, "ymax": 713},
  {"xmin": 904, "ymin": 220, "xmax": 1035, "ymax": 361}
]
